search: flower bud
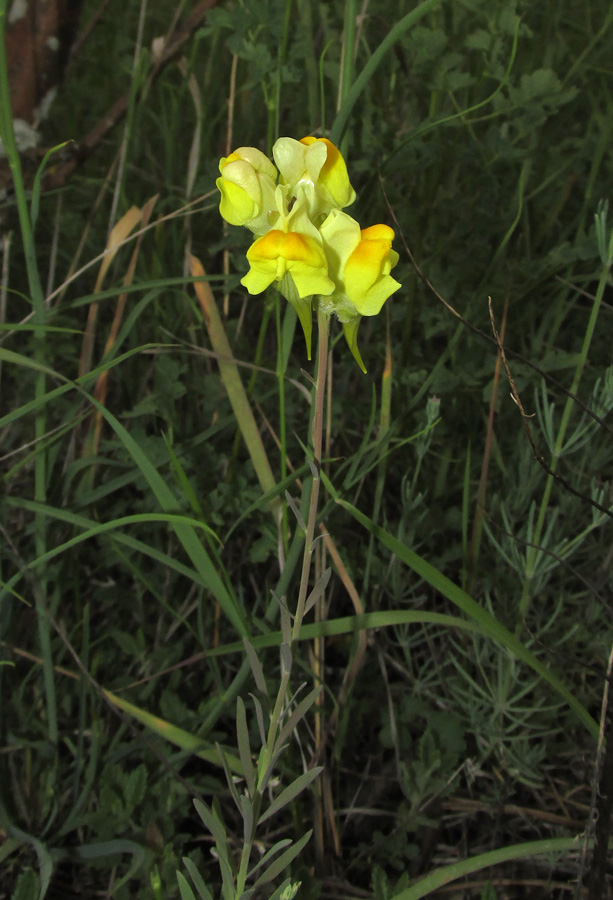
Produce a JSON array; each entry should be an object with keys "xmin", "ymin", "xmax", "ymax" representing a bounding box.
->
[
  {"xmin": 319, "ymin": 211, "xmax": 401, "ymax": 371},
  {"xmin": 216, "ymin": 147, "xmax": 277, "ymax": 235}
]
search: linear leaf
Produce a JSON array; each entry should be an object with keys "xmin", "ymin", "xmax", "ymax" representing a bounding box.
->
[
  {"xmin": 330, "ymin": 0, "xmax": 444, "ymax": 145},
  {"xmin": 258, "ymin": 768, "xmax": 323, "ymax": 824},
  {"xmin": 240, "ymin": 794, "xmax": 253, "ymax": 845},
  {"xmin": 252, "ymin": 830, "xmax": 312, "ymax": 890},
  {"xmin": 0, "ymin": 341, "xmax": 244, "ymax": 633},
  {"xmin": 280, "ymin": 642, "xmax": 292, "ymax": 676},
  {"xmin": 249, "ymin": 694, "xmax": 267, "ymax": 746},
  {"xmin": 304, "ymin": 568, "xmax": 331, "ymax": 617},
  {"xmin": 176, "ymin": 871, "xmax": 198, "ymax": 900},
  {"xmin": 243, "ymin": 639, "xmax": 268, "ymax": 697},
  {"xmin": 4, "ymin": 499, "xmax": 219, "ymax": 607},
  {"xmin": 0, "ymin": 347, "xmax": 246, "ymax": 635},
  {"xmin": 194, "ymin": 800, "xmax": 228, "ymax": 863},
  {"xmin": 181, "ymin": 859, "xmax": 214, "ymax": 900},
  {"xmin": 236, "ymin": 697, "xmax": 256, "ymax": 796},
  {"xmin": 0, "ymin": 343, "xmax": 159, "ymax": 428},
  {"xmin": 275, "ymin": 686, "xmax": 322, "ymax": 754},
  {"xmin": 284, "ymin": 490, "xmax": 307, "ymax": 533},
  {"xmin": 217, "ymin": 743, "xmax": 242, "ymax": 814},
  {"xmin": 247, "ymin": 839, "xmax": 292, "ymax": 881}
]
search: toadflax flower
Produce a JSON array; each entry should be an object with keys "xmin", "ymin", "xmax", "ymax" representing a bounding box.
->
[
  {"xmin": 273, "ymin": 136, "xmax": 356, "ymax": 222},
  {"xmin": 216, "ymin": 135, "xmax": 401, "ymax": 370},
  {"xmin": 319, "ymin": 211, "xmax": 400, "ymax": 319},
  {"xmin": 241, "ymin": 185, "xmax": 335, "ymax": 299},
  {"xmin": 240, "ymin": 185, "xmax": 335, "ymax": 357},
  {"xmin": 216, "ymin": 146, "xmax": 278, "ymax": 235},
  {"xmin": 319, "ymin": 210, "xmax": 401, "ymax": 370}
]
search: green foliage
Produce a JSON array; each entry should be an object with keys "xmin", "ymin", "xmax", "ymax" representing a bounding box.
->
[{"xmin": 1, "ymin": 0, "xmax": 611, "ymax": 896}]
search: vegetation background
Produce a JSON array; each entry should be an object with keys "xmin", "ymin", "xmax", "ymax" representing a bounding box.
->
[{"xmin": 1, "ymin": 0, "xmax": 612, "ymax": 898}]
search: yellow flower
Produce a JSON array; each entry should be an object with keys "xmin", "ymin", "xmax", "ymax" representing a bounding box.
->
[
  {"xmin": 215, "ymin": 137, "xmax": 402, "ymax": 369},
  {"xmin": 273, "ymin": 136, "xmax": 356, "ymax": 220},
  {"xmin": 319, "ymin": 211, "xmax": 401, "ymax": 372},
  {"xmin": 242, "ymin": 229, "xmax": 334, "ymax": 298},
  {"xmin": 319, "ymin": 211, "xmax": 401, "ymax": 318},
  {"xmin": 241, "ymin": 186, "xmax": 335, "ymax": 297},
  {"xmin": 216, "ymin": 146, "xmax": 277, "ymax": 235},
  {"xmin": 240, "ymin": 186, "xmax": 336, "ymax": 359}
]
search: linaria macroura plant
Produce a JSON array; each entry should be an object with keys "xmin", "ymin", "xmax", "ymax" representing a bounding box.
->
[{"xmin": 177, "ymin": 136, "xmax": 401, "ymax": 900}]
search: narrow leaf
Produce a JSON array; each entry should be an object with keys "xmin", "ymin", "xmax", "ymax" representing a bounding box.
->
[
  {"xmin": 193, "ymin": 799, "xmax": 228, "ymax": 863},
  {"xmin": 249, "ymin": 694, "xmax": 267, "ymax": 746},
  {"xmin": 280, "ymin": 602, "xmax": 292, "ymax": 646},
  {"xmin": 243, "ymin": 639, "xmax": 268, "ymax": 697},
  {"xmin": 391, "ymin": 837, "xmax": 584, "ymax": 900},
  {"xmin": 252, "ymin": 830, "xmax": 313, "ymax": 890},
  {"xmin": 275, "ymin": 687, "xmax": 322, "ymax": 754},
  {"xmin": 285, "ymin": 491, "xmax": 307, "ymax": 533},
  {"xmin": 304, "ymin": 568, "xmax": 331, "ymax": 618},
  {"xmin": 240, "ymin": 794, "xmax": 254, "ymax": 845},
  {"xmin": 236, "ymin": 697, "xmax": 256, "ymax": 796},
  {"xmin": 190, "ymin": 254, "xmax": 280, "ymax": 523},
  {"xmin": 258, "ymin": 769, "xmax": 323, "ymax": 824},
  {"xmin": 176, "ymin": 871, "xmax": 197, "ymax": 900},
  {"xmin": 181, "ymin": 859, "xmax": 214, "ymax": 900},
  {"xmin": 247, "ymin": 839, "xmax": 292, "ymax": 881},
  {"xmin": 280, "ymin": 642, "xmax": 292, "ymax": 676},
  {"xmin": 217, "ymin": 743, "xmax": 242, "ymax": 814}
]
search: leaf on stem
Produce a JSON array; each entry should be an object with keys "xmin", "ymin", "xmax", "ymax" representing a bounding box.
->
[
  {"xmin": 304, "ymin": 568, "xmax": 331, "ymax": 617},
  {"xmin": 194, "ymin": 799, "xmax": 229, "ymax": 867},
  {"xmin": 280, "ymin": 642, "xmax": 292, "ymax": 676},
  {"xmin": 246, "ymin": 839, "xmax": 292, "ymax": 881},
  {"xmin": 177, "ymin": 871, "xmax": 198, "ymax": 900},
  {"xmin": 258, "ymin": 769, "xmax": 323, "ymax": 824},
  {"xmin": 216, "ymin": 743, "xmax": 242, "ymax": 814},
  {"xmin": 243, "ymin": 638, "xmax": 268, "ymax": 698},
  {"xmin": 249, "ymin": 693, "xmax": 268, "ymax": 746},
  {"xmin": 236, "ymin": 697, "xmax": 256, "ymax": 796},
  {"xmin": 181, "ymin": 858, "xmax": 215, "ymax": 900},
  {"xmin": 240, "ymin": 794, "xmax": 254, "ymax": 846},
  {"xmin": 251, "ymin": 830, "xmax": 313, "ymax": 890},
  {"xmin": 275, "ymin": 686, "xmax": 322, "ymax": 754},
  {"xmin": 284, "ymin": 490, "xmax": 307, "ymax": 533}
]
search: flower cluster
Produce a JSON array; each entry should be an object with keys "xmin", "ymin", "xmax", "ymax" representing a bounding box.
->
[{"xmin": 217, "ymin": 136, "xmax": 401, "ymax": 371}]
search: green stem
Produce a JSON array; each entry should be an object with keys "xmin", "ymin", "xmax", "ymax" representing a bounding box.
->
[
  {"xmin": 276, "ymin": 295, "xmax": 289, "ymax": 559},
  {"xmin": 234, "ymin": 305, "xmax": 329, "ymax": 898},
  {"xmin": 257, "ymin": 304, "xmax": 329, "ymax": 783},
  {"xmin": 292, "ymin": 304, "xmax": 328, "ymax": 639},
  {"xmin": 518, "ymin": 256, "xmax": 610, "ymax": 624}
]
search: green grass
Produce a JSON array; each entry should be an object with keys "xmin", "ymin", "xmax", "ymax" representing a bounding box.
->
[{"xmin": 1, "ymin": 0, "xmax": 612, "ymax": 898}]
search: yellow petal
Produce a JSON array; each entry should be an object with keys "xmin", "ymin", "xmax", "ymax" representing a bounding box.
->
[
  {"xmin": 216, "ymin": 177, "xmax": 258, "ymax": 226},
  {"xmin": 300, "ymin": 136, "xmax": 355, "ymax": 209},
  {"xmin": 242, "ymin": 230, "xmax": 334, "ymax": 298},
  {"xmin": 344, "ymin": 226, "xmax": 401, "ymax": 315}
]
